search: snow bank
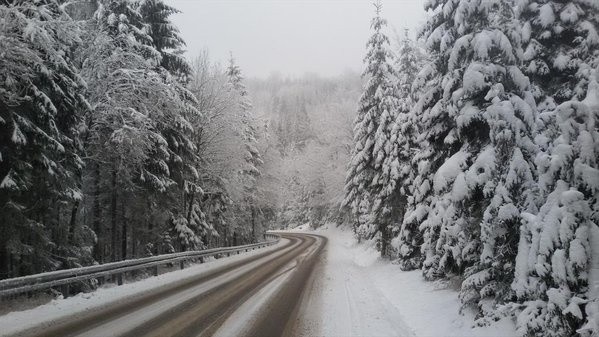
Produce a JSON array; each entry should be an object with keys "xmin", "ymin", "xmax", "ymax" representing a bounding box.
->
[{"xmin": 299, "ymin": 224, "xmax": 517, "ymax": 337}]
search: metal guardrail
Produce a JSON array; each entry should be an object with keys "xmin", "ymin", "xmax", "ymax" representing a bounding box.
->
[{"xmin": 0, "ymin": 233, "xmax": 281, "ymax": 299}]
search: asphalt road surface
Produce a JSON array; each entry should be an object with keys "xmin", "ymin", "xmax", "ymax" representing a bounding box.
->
[{"xmin": 11, "ymin": 233, "xmax": 326, "ymax": 337}]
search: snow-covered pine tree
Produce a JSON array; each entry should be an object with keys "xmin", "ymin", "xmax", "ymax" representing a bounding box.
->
[
  {"xmin": 80, "ymin": 0, "xmax": 202, "ymax": 259},
  {"xmin": 385, "ymin": 30, "xmax": 425, "ymax": 268},
  {"xmin": 0, "ymin": 0, "xmax": 90, "ymax": 277},
  {"xmin": 141, "ymin": 70, "xmax": 200, "ymax": 253},
  {"xmin": 414, "ymin": 1, "xmax": 539, "ymax": 309},
  {"xmin": 344, "ymin": 1, "xmax": 397, "ymax": 254},
  {"xmin": 134, "ymin": 0, "xmax": 205, "ymax": 254},
  {"xmin": 203, "ymin": 191, "xmax": 229, "ymax": 247},
  {"xmin": 518, "ymin": 0, "xmax": 599, "ymax": 110},
  {"xmin": 139, "ymin": 0, "xmax": 191, "ymax": 80},
  {"xmin": 510, "ymin": 77, "xmax": 599, "ymax": 337},
  {"xmin": 226, "ymin": 55, "xmax": 264, "ymax": 242},
  {"xmin": 405, "ymin": 13, "xmax": 461, "ymax": 281},
  {"xmin": 505, "ymin": 1, "xmax": 599, "ymax": 334},
  {"xmin": 98, "ymin": 0, "xmax": 158, "ymax": 61},
  {"xmin": 458, "ymin": 14, "xmax": 541, "ymax": 318}
]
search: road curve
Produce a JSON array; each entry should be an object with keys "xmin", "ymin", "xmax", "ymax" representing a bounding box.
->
[{"xmin": 9, "ymin": 233, "xmax": 326, "ymax": 337}]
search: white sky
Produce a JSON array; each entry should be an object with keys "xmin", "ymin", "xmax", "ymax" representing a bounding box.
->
[{"xmin": 165, "ymin": 0, "xmax": 427, "ymax": 78}]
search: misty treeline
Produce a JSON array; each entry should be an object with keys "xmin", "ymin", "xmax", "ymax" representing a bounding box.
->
[
  {"xmin": 344, "ymin": 1, "xmax": 598, "ymax": 336},
  {"xmin": 247, "ymin": 72, "xmax": 361, "ymax": 229},
  {"xmin": 0, "ymin": 0, "xmax": 270, "ymax": 279}
]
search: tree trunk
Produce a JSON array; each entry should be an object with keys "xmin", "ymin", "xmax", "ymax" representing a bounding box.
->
[
  {"xmin": 251, "ymin": 205, "xmax": 256, "ymax": 243},
  {"xmin": 92, "ymin": 162, "xmax": 103, "ymax": 263},
  {"xmin": 121, "ymin": 215, "xmax": 127, "ymax": 260},
  {"xmin": 0, "ymin": 103, "xmax": 12, "ymax": 185},
  {"xmin": 110, "ymin": 167, "xmax": 118, "ymax": 262},
  {"xmin": 9, "ymin": 253, "xmax": 15, "ymax": 279},
  {"xmin": 55, "ymin": 201, "xmax": 61, "ymax": 246},
  {"xmin": 132, "ymin": 226, "xmax": 137, "ymax": 259},
  {"xmin": 186, "ymin": 192, "xmax": 195, "ymax": 223},
  {"xmin": 146, "ymin": 197, "xmax": 153, "ymax": 255},
  {"xmin": 380, "ymin": 223, "xmax": 389, "ymax": 258},
  {"xmin": 0, "ymin": 243, "xmax": 8, "ymax": 280},
  {"xmin": 68, "ymin": 166, "xmax": 83, "ymax": 246},
  {"xmin": 68, "ymin": 201, "xmax": 79, "ymax": 246}
]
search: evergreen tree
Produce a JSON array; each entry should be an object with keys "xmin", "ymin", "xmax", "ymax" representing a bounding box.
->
[
  {"xmin": 406, "ymin": 24, "xmax": 459, "ymax": 281},
  {"xmin": 511, "ymin": 78, "xmax": 599, "ymax": 337},
  {"xmin": 147, "ymin": 73, "xmax": 201, "ymax": 252},
  {"xmin": 98, "ymin": 0, "xmax": 158, "ymax": 61},
  {"xmin": 413, "ymin": 4, "xmax": 539, "ymax": 317},
  {"xmin": 134, "ymin": 0, "xmax": 203, "ymax": 252},
  {"xmin": 518, "ymin": 0, "xmax": 599, "ymax": 110},
  {"xmin": 138, "ymin": 0, "xmax": 191, "ymax": 79},
  {"xmin": 385, "ymin": 31, "xmax": 424, "ymax": 268},
  {"xmin": 507, "ymin": 1, "xmax": 599, "ymax": 334},
  {"xmin": 0, "ymin": 0, "xmax": 90, "ymax": 277},
  {"xmin": 80, "ymin": 0, "xmax": 202, "ymax": 259},
  {"xmin": 227, "ymin": 55, "xmax": 264, "ymax": 242},
  {"xmin": 344, "ymin": 1, "xmax": 397, "ymax": 255}
]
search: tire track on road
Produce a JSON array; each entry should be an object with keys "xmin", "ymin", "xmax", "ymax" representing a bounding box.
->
[{"xmin": 129, "ymin": 234, "xmax": 319, "ymax": 337}]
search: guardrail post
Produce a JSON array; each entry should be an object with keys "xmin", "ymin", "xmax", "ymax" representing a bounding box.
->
[
  {"xmin": 180, "ymin": 260, "xmax": 185, "ymax": 270},
  {"xmin": 153, "ymin": 265, "xmax": 159, "ymax": 276},
  {"xmin": 117, "ymin": 273, "xmax": 123, "ymax": 286}
]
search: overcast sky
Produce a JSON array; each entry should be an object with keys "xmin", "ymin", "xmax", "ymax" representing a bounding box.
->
[{"xmin": 164, "ymin": 0, "xmax": 427, "ymax": 78}]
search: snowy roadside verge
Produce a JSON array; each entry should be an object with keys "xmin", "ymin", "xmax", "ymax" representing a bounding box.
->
[
  {"xmin": 292, "ymin": 225, "xmax": 517, "ymax": 337},
  {"xmin": 0, "ymin": 238, "xmax": 288, "ymax": 337}
]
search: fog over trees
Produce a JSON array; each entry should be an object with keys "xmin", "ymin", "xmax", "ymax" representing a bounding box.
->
[{"xmin": 0, "ymin": 0, "xmax": 598, "ymax": 336}]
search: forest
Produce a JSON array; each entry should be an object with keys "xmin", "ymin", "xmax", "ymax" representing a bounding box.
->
[
  {"xmin": 0, "ymin": 0, "xmax": 598, "ymax": 336},
  {"xmin": 0, "ymin": 0, "xmax": 358, "ymax": 278},
  {"xmin": 344, "ymin": 1, "xmax": 598, "ymax": 336},
  {"xmin": 0, "ymin": 0, "xmax": 270, "ymax": 277}
]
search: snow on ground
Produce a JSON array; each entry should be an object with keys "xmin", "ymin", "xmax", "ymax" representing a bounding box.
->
[
  {"xmin": 0, "ymin": 239, "xmax": 288, "ymax": 337},
  {"xmin": 293, "ymin": 224, "xmax": 517, "ymax": 337}
]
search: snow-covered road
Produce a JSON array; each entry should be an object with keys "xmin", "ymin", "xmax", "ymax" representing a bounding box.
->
[
  {"xmin": 0, "ymin": 233, "xmax": 326, "ymax": 337},
  {"xmin": 296, "ymin": 229, "xmax": 416, "ymax": 337}
]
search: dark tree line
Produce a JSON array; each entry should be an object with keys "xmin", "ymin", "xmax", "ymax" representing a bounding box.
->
[{"xmin": 0, "ymin": 0, "xmax": 265, "ymax": 279}]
